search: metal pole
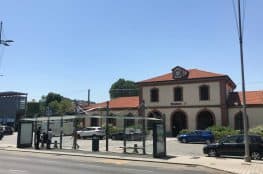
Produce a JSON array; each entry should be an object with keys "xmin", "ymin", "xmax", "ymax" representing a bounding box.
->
[
  {"xmin": 237, "ymin": 0, "xmax": 251, "ymax": 162},
  {"xmin": 73, "ymin": 119, "xmax": 77, "ymax": 150},
  {"xmin": 47, "ymin": 107, "xmax": 50, "ymax": 133},
  {"xmin": 141, "ymin": 100, "xmax": 146, "ymax": 155},
  {"xmin": 163, "ymin": 114, "xmax": 167, "ymax": 157},
  {"xmin": 0, "ymin": 21, "xmax": 2, "ymax": 43},
  {"xmin": 123, "ymin": 118, "xmax": 127, "ymax": 153},
  {"xmin": 33, "ymin": 114, "xmax": 37, "ymax": 147},
  {"xmin": 106, "ymin": 101, "xmax": 109, "ymax": 151},
  {"xmin": 60, "ymin": 116, "xmax": 63, "ymax": 149}
]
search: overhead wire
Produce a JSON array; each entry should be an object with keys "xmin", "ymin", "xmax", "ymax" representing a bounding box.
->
[
  {"xmin": 0, "ymin": 27, "xmax": 6, "ymax": 71},
  {"xmin": 232, "ymin": 0, "xmax": 247, "ymax": 38},
  {"xmin": 242, "ymin": 0, "xmax": 246, "ymax": 36},
  {"xmin": 232, "ymin": 0, "xmax": 240, "ymax": 37}
]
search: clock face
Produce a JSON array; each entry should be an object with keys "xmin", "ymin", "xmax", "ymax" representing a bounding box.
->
[
  {"xmin": 174, "ymin": 69, "xmax": 182, "ymax": 78},
  {"xmin": 172, "ymin": 66, "xmax": 189, "ymax": 79}
]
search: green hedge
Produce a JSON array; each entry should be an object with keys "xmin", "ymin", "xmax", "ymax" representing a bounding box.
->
[
  {"xmin": 178, "ymin": 129, "xmax": 193, "ymax": 136},
  {"xmin": 206, "ymin": 126, "xmax": 239, "ymax": 140},
  {"xmin": 102, "ymin": 125, "xmax": 123, "ymax": 135},
  {"xmin": 249, "ymin": 125, "xmax": 263, "ymax": 137},
  {"xmin": 178, "ymin": 126, "xmax": 239, "ymax": 141},
  {"xmin": 178, "ymin": 126, "xmax": 263, "ymax": 141}
]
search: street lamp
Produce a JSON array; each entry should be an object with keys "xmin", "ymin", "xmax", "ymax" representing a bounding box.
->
[
  {"xmin": 0, "ymin": 21, "xmax": 14, "ymax": 47},
  {"xmin": 235, "ymin": 0, "xmax": 251, "ymax": 162}
]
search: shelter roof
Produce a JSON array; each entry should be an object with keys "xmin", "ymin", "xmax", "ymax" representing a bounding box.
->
[{"xmin": 0, "ymin": 91, "xmax": 27, "ymax": 96}]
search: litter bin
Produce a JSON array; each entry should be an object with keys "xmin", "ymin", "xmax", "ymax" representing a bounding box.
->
[{"xmin": 92, "ymin": 136, "xmax": 99, "ymax": 152}]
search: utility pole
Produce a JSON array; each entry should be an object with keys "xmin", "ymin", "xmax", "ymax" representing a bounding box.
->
[
  {"xmin": 88, "ymin": 89, "xmax": 90, "ymax": 106},
  {"xmin": 106, "ymin": 101, "xmax": 109, "ymax": 151},
  {"xmin": 0, "ymin": 21, "xmax": 14, "ymax": 46},
  {"xmin": 0, "ymin": 21, "xmax": 2, "ymax": 42},
  {"xmin": 139, "ymin": 100, "xmax": 146, "ymax": 155},
  {"xmin": 237, "ymin": 0, "xmax": 251, "ymax": 162}
]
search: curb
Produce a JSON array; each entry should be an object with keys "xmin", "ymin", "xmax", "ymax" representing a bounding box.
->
[{"xmin": 0, "ymin": 147, "xmax": 236, "ymax": 174}]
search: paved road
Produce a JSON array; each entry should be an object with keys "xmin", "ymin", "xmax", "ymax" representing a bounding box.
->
[
  {"xmin": 0, "ymin": 150, "xmax": 228, "ymax": 174},
  {"xmin": 1, "ymin": 133, "xmax": 205, "ymax": 156}
]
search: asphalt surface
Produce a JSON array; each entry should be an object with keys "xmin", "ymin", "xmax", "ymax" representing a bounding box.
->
[{"xmin": 0, "ymin": 150, "xmax": 229, "ymax": 174}]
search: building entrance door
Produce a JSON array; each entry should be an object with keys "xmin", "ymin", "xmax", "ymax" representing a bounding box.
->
[
  {"xmin": 171, "ymin": 111, "xmax": 187, "ymax": 137},
  {"xmin": 197, "ymin": 111, "xmax": 214, "ymax": 130}
]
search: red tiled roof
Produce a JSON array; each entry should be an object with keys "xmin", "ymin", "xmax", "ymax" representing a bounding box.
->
[
  {"xmin": 238, "ymin": 91, "xmax": 263, "ymax": 105},
  {"xmin": 228, "ymin": 91, "xmax": 263, "ymax": 105},
  {"xmin": 139, "ymin": 69, "xmax": 224, "ymax": 83},
  {"xmin": 84, "ymin": 96, "xmax": 139, "ymax": 110}
]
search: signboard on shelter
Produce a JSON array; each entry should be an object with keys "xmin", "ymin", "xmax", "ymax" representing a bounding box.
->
[
  {"xmin": 153, "ymin": 123, "xmax": 166, "ymax": 158},
  {"xmin": 17, "ymin": 121, "xmax": 33, "ymax": 148}
]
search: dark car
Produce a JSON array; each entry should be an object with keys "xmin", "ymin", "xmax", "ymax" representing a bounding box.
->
[
  {"xmin": 203, "ymin": 134, "xmax": 263, "ymax": 160},
  {"xmin": 178, "ymin": 130, "xmax": 214, "ymax": 144},
  {"xmin": 0, "ymin": 125, "xmax": 14, "ymax": 135},
  {"xmin": 110, "ymin": 132, "xmax": 125, "ymax": 140},
  {"xmin": 111, "ymin": 132, "xmax": 144, "ymax": 141},
  {"xmin": 0, "ymin": 130, "xmax": 3, "ymax": 140}
]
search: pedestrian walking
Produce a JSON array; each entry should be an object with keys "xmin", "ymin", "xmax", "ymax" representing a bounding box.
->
[
  {"xmin": 47, "ymin": 128, "xmax": 53, "ymax": 149},
  {"xmin": 35, "ymin": 127, "xmax": 41, "ymax": 149}
]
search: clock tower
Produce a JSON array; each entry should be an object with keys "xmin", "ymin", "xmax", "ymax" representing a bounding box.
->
[{"xmin": 172, "ymin": 66, "xmax": 189, "ymax": 79}]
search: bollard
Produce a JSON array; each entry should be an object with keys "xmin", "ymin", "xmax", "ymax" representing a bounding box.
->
[
  {"xmin": 92, "ymin": 136, "xmax": 99, "ymax": 152},
  {"xmin": 133, "ymin": 144, "xmax": 139, "ymax": 154},
  {"xmin": 54, "ymin": 140, "xmax": 58, "ymax": 149}
]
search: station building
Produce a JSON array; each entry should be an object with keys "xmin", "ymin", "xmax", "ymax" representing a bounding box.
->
[
  {"xmin": 137, "ymin": 66, "xmax": 263, "ymax": 136},
  {"xmin": 82, "ymin": 66, "xmax": 263, "ymax": 136}
]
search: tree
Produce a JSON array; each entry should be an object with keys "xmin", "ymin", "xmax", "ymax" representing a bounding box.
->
[
  {"xmin": 109, "ymin": 78, "xmax": 138, "ymax": 99},
  {"xmin": 60, "ymin": 99, "xmax": 75, "ymax": 115},
  {"xmin": 45, "ymin": 92, "xmax": 63, "ymax": 106},
  {"xmin": 48, "ymin": 100, "xmax": 61, "ymax": 115},
  {"xmin": 38, "ymin": 92, "xmax": 75, "ymax": 116},
  {"xmin": 27, "ymin": 102, "xmax": 40, "ymax": 118}
]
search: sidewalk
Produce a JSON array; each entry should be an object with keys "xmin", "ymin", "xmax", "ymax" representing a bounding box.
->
[{"xmin": 0, "ymin": 143, "xmax": 262, "ymax": 174}]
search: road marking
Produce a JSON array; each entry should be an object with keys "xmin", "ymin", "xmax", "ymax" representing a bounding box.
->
[
  {"xmin": 9, "ymin": 169, "xmax": 28, "ymax": 173},
  {"xmin": 101, "ymin": 159, "xmax": 128, "ymax": 165},
  {"xmin": 121, "ymin": 167, "xmax": 154, "ymax": 173}
]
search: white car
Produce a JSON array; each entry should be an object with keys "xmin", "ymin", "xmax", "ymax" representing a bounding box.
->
[{"xmin": 77, "ymin": 127, "xmax": 105, "ymax": 139}]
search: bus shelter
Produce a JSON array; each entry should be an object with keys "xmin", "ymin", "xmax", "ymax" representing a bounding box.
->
[{"xmin": 19, "ymin": 114, "xmax": 166, "ymax": 158}]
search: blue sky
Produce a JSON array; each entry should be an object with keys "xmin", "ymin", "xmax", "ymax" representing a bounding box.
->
[{"xmin": 0, "ymin": 0, "xmax": 262, "ymax": 102}]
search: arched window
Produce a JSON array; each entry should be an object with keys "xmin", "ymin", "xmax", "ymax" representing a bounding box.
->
[
  {"xmin": 150, "ymin": 88, "xmax": 159, "ymax": 102},
  {"xmin": 199, "ymin": 85, "xmax": 210, "ymax": 101},
  {"xmin": 174, "ymin": 87, "xmax": 183, "ymax": 101},
  {"xmin": 196, "ymin": 110, "xmax": 215, "ymax": 130},
  {"xmin": 90, "ymin": 118, "xmax": 99, "ymax": 126}
]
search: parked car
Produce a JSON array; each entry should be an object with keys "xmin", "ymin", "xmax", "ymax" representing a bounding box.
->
[
  {"xmin": 77, "ymin": 127, "xmax": 105, "ymax": 139},
  {"xmin": 0, "ymin": 125, "xmax": 14, "ymax": 135},
  {"xmin": 178, "ymin": 130, "xmax": 214, "ymax": 144},
  {"xmin": 110, "ymin": 132, "xmax": 143, "ymax": 141},
  {"xmin": 0, "ymin": 129, "xmax": 4, "ymax": 140},
  {"xmin": 110, "ymin": 132, "xmax": 125, "ymax": 140},
  {"xmin": 203, "ymin": 134, "xmax": 263, "ymax": 160},
  {"xmin": 110, "ymin": 128, "xmax": 143, "ymax": 141}
]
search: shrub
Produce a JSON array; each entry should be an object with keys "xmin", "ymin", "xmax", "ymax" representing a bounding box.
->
[
  {"xmin": 249, "ymin": 125, "xmax": 263, "ymax": 137},
  {"xmin": 102, "ymin": 125, "xmax": 123, "ymax": 135},
  {"xmin": 206, "ymin": 126, "xmax": 239, "ymax": 141}
]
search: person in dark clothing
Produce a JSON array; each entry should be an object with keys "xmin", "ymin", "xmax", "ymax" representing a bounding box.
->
[
  {"xmin": 41, "ymin": 132, "xmax": 47, "ymax": 148},
  {"xmin": 47, "ymin": 128, "xmax": 53, "ymax": 149},
  {"xmin": 35, "ymin": 127, "xmax": 41, "ymax": 149}
]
